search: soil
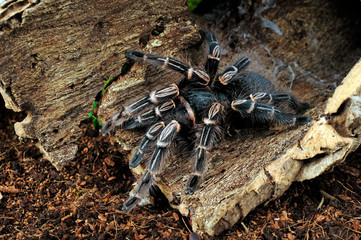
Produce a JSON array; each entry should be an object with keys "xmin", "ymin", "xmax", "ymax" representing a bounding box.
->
[{"xmin": 1, "ymin": 94, "xmax": 361, "ymax": 240}]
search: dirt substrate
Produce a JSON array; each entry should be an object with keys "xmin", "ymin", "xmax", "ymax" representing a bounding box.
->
[{"xmin": 1, "ymin": 94, "xmax": 361, "ymax": 239}]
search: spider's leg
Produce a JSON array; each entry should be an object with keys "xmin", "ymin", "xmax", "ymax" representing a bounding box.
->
[
  {"xmin": 186, "ymin": 102, "xmax": 223, "ymax": 195},
  {"xmin": 250, "ymin": 92, "xmax": 310, "ymax": 114},
  {"xmin": 218, "ymin": 56, "xmax": 251, "ymax": 85},
  {"xmin": 126, "ymin": 50, "xmax": 210, "ymax": 85},
  {"xmin": 122, "ymin": 100, "xmax": 175, "ymax": 130},
  {"xmin": 204, "ymin": 32, "xmax": 221, "ymax": 81},
  {"xmin": 130, "ymin": 122, "xmax": 165, "ymax": 168},
  {"xmin": 231, "ymin": 99, "xmax": 312, "ymax": 125},
  {"xmin": 101, "ymin": 84, "xmax": 179, "ymax": 134},
  {"xmin": 122, "ymin": 120, "xmax": 180, "ymax": 212}
]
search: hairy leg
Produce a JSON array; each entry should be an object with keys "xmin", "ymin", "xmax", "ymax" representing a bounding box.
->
[
  {"xmin": 126, "ymin": 50, "xmax": 210, "ymax": 85},
  {"xmin": 250, "ymin": 92, "xmax": 310, "ymax": 114},
  {"xmin": 186, "ymin": 102, "xmax": 224, "ymax": 195},
  {"xmin": 218, "ymin": 56, "xmax": 251, "ymax": 85},
  {"xmin": 101, "ymin": 84, "xmax": 179, "ymax": 134},
  {"xmin": 203, "ymin": 31, "xmax": 221, "ymax": 81},
  {"xmin": 231, "ymin": 98, "xmax": 311, "ymax": 125},
  {"xmin": 122, "ymin": 120, "xmax": 180, "ymax": 212}
]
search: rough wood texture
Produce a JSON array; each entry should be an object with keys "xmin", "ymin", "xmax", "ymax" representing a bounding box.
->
[
  {"xmin": 0, "ymin": 0, "xmax": 198, "ymax": 170},
  {"xmin": 97, "ymin": 0, "xmax": 361, "ymax": 236}
]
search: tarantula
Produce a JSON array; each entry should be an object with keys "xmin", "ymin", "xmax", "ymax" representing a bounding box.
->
[{"xmin": 101, "ymin": 31, "xmax": 311, "ymax": 212}]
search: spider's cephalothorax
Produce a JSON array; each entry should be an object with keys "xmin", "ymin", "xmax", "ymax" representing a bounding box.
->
[{"xmin": 101, "ymin": 31, "xmax": 311, "ymax": 212}]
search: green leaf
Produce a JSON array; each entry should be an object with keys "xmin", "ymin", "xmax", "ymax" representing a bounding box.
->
[
  {"xmin": 188, "ymin": 0, "xmax": 203, "ymax": 11},
  {"xmin": 92, "ymin": 101, "xmax": 99, "ymax": 109}
]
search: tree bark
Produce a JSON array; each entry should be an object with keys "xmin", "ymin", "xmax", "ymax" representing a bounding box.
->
[{"xmin": 0, "ymin": 0, "xmax": 198, "ymax": 170}]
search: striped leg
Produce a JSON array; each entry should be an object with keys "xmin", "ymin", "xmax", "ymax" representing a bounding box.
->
[
  {"xmin": 122, "ymin": 121, "xmax": 180, "ymax": 212},
  {"xmin": 186, "ymin": 102, "xmax": 224, "ymax": 195},
  {"xmin": 231, "ymin": 99, "xmax": 311, "ymax": 125},
  {"xmin": 218, "ymin": 56, "xmax": 251, "ymax": 85},
  {"xmin": 250, "ymin": 92, "xmax": 310, "ymax": 114},
  {"xmin": 122, "ymin": 100, "xmax": 175, "ymax": 130},
  {"xmin": 130, "ymin": 122, "xmax": 165, "ymax": 168},
  {"xmin": 101, "ymin": 84, "xmax": 179, "ymax": 134},
  {"xmin": 204, "ymin": 32, "xmax": 221, "ymax": 81},
  {"xmin": 126, "ymin": 50, "xmax": 210, "ymax": 85}
]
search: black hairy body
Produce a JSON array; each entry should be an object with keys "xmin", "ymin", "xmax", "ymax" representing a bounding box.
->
[{"xmin": 101, "ymin": 31, "xmax": 311, "ymax": 212}]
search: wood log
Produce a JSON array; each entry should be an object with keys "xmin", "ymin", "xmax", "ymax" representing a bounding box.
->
[
  {"xmin": 0, "ymin": 0, "xmax": 198, "ymax": 170},
  {"xmin": 2, "ymin": 0, "xmax": 361, "ymax": 237}
]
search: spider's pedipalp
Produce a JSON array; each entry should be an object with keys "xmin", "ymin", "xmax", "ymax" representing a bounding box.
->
[
  {"xmin": 130, "ymin": 122, "xmax": 166, "ymax": 168},
  {"xmin": 186, "ymin": 102, "xmax": 224, "ymax": 195},
  {"xmin": 219, "ymin": 56, "xmax": 251, "ymax": 85},
  {"xmin": 232, "ymin": 99, "xmax": 311, "ymax": 126}
]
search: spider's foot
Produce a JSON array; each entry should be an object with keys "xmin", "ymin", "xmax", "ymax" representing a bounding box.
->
[
  {"xmin": 122, "ymin": 196, "xmax": 141, "ymax": 212},
  {"xmin": 101, "ymin": 112, "xmax": 125, "ymax": 134},
  {"xmin": 129, "ymin": 152, "xmax": 144, "ymax": 168},
  {"xmin": 295, "ymin": 116, "xmax": 312, "ymax": 125},
  {"xmin": 186, "ymin": 175, "xmax": 201, "ymax": 195}
]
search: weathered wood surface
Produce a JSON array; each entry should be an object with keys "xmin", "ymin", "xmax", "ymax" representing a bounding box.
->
[
  {"xmin": 1, "ymin": 0, "xmax": 361, "ymax": 237},
  {"xmin": 0, "ymin": 0, "xmax": 198, "ymax": 170}
]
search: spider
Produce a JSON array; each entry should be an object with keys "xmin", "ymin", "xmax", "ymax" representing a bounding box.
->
[{"xmin": 101, "ymin": 31, "xmax": 311, "ymax": 212}]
